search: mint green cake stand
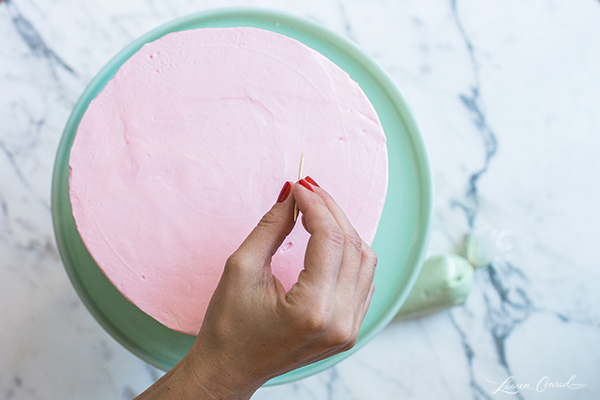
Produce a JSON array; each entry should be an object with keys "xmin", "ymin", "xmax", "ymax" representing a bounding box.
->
[{"xmin": 51, "ymin": 8, "xmax": 433, "ymax": 385}]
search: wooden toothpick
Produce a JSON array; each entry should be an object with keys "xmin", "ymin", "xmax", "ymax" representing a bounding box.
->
[{"xmin": 294, "ymin": 151, "xmax": 304, "ymax": 222}]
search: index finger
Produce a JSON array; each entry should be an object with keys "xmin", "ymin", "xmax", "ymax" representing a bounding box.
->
[
  {"xmin": 307, "ymin": 178, "xmax": 363, "ymax": 253},
  {"xmin": 289, "ymin": 181, "xmax": 344, "ymax": 297}
]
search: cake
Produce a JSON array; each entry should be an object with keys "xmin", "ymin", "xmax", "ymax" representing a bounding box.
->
[{"xmin": 69, "ymin": 27, "xmax": 388, "ymax": 335}]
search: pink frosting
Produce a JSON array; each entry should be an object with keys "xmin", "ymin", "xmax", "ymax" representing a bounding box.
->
[{"xmin": 70, "ymin": 27, "xmax": 388, "ymax": 335}]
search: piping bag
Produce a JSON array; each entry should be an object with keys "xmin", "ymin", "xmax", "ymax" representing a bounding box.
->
[{"xmin": 395, "ymin": 227, "xmax": 512, "ymax": 319}]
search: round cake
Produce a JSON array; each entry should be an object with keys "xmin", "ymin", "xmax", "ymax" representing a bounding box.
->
[{"xmin": 69, "ymin": 27, "xmax": 388, "ymax": 335}]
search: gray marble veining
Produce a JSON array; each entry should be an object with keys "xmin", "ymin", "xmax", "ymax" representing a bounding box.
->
[{"xmin": 1, "ymin": 0, "xmax": 599, "ymax": 399}]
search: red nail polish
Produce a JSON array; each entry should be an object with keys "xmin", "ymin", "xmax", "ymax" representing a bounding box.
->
[
  {"xmin": 305, "ymin": 176, "xmax": 320, "ymax": 187},
  {"xmin": 298, "ymin": 179, "xmax": 314, "ymax": 192},
  {"xmin": 277, "ymin": 181, "xmax": 292, "ymax": 203}
]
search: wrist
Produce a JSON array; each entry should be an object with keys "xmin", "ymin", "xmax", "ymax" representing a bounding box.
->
[{"xmin": 176, "ymin": 348, "xmax": 261, "ymax": 400}]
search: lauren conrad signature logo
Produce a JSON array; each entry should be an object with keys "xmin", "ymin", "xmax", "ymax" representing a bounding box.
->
[{"xmin": 485, "ymin": 375, "xmax": 587, "ymax": 394}]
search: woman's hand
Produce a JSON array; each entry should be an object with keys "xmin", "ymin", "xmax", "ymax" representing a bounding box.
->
[{"xmin": 136, "ymin": 178, "xmax": 377, "ymax": 400}]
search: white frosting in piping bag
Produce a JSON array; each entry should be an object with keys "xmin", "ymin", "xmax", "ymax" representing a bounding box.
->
[{"xmin": 70, "ymin": 27, "xmax": 388, "ymax": 335}]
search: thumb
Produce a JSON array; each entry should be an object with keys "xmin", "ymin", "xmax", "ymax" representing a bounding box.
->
[{"xmin": 234, "ymin": 181, "xmax": 296, "ymax": 266}]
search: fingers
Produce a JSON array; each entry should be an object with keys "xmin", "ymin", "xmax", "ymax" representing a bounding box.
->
[
  {"xmin": 233, "ymin": 182, "xmax": 296, "ymax": 269},
  {"xmin": 292, "ymin": 181, "xmax": 345, "ymax": 295},
  {"xmin": 291, "ymin": 178, "xmax": 377, "ymax": 318},
  {"xmin": 357, "ymin": 243, "xmax": 378, "ymax": 309},
  {"xmin": 233, "ymin": 177, "xmax": 377, "ymax": 330},
  {"xmin": 300, "ymin": 178, "xmax": 374, "ymax": 304},
  {"xmin": 311, "ymin": 185, "xmax": 364, "ymax": 293}
]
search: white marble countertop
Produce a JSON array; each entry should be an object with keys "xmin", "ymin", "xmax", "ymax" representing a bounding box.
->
[{"xmin": 1, "ymin": 0, "xmax": 599, "ymax": 399}]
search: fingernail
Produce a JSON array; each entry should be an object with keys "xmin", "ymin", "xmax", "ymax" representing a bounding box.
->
[
  {"xmin": 305, "ymin": 176, "xmax": 320, "ymax": 187},
  {"xmin": 298, "ymin": 178, "xmax": 314, "ymax": 192},
  {"xmin": 277, "ymin": 181, "xmax": 292, "ymax": 203}
]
